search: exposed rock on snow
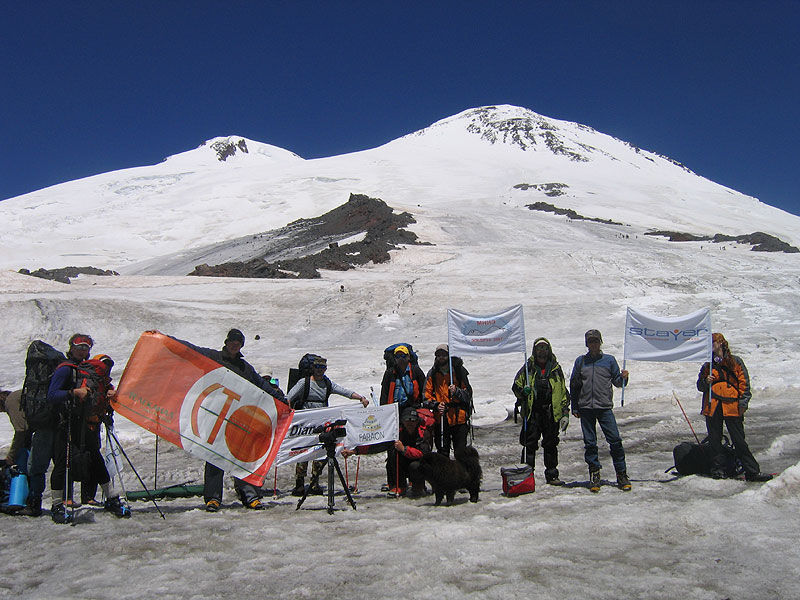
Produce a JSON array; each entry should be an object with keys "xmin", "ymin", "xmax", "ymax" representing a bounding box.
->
[{"xmin": 188, "ymin": 194, "xmax": 426, "ymax": 278}]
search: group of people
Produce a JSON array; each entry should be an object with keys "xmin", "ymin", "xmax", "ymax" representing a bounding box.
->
[
  {"xmin": 1, "ymin": 326, "xmax": 772, "ymax": 521},
  {"xmin": 1, "ymin": 334, "xmax": 130, "ymax": 523}
]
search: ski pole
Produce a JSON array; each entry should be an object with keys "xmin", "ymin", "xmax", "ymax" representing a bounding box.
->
[
  {"xmin": 672, "ymin": 391, "xmax": 701, "ymax": 445},
  {"xmin": 65, "ymin": 400, "xmax": 75, "ymax": 524},
  {"xmin": 107, "ymin": 429, "xmax": 165, "ymax": 519}
]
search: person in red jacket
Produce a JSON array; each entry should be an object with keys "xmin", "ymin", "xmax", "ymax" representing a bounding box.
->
[{"xmin": 388, "ymin": 407, "xmax": 434, "ymax": 498}]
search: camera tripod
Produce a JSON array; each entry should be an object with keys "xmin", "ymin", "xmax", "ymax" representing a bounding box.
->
[{"xmin": 296, "ymin": 438, "xmax": 357, "ymax": 515}]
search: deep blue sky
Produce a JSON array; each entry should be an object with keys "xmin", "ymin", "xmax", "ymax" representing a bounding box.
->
[{"xmin": 2, "ymin": 2, "xmax": 798, "ymax": 216}]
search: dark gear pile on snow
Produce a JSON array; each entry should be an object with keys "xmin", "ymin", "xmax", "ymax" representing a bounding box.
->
[
  {"xmin": 671, "ymin": 436, "xmax": 743, "ymax": 477},
  {"xmin": 21, "ymin": 340, "xmax": 66, "ymax": 430}
]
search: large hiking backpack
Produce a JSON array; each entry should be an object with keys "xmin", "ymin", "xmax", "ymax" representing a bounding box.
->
[
  {"xmin": 671, "ymin": 436, "xmax": 743, "ymax": 477},
  {"xmin": 287, "ymin": 353, "xmax": 332, "ymax": 410},
  {"xmin": 383, "ymin": 343, "xmax": 419, "ymax": 371},
  {"xmin": 21, "ymin": 340, "xmax": 67, "ymax": 430}
]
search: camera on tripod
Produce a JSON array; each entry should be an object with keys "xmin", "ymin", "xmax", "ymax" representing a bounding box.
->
[{"xmin": 313, "ymin": 419, "xmax": 347, "ymax": 445}]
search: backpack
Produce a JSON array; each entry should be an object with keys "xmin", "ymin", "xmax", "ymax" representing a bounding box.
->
[
  {"xmin": 287, "ymin": 353, "xmax": 332, "ymax": 410},
  {"xmin": 383, "ymin": 343, "xmax": 419, "ymax": 371},
  {"xmin": 21, "ymin": 340, "xmax": 67, "ymax": 430},
  {"xmin": 671, "ymin": 436, "xmax": 743, "ymax": 477}
]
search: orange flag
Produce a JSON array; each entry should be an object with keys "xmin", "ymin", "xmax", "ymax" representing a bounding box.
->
[{"xmin": 113, "ymin": 331, "xmax": 293, "ymax": 486}]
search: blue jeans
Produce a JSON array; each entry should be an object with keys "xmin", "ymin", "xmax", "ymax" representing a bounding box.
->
[{"xmin": 580, "ymin": 409, "xmax": 626, "ymax": 473}]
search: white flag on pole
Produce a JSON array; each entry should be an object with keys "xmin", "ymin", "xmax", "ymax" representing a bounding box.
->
[
  {"xmin": 624, "ymin": 307, "xmax": 712, "ymax": 362},
  {"xmin": 447, "ymin": 305, "xmax": 526, "ymax": 356}
]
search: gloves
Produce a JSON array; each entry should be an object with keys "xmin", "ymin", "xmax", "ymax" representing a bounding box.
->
[{"xmin": 559, "ymin": 415, "xmax": 569, "ymax": 433}]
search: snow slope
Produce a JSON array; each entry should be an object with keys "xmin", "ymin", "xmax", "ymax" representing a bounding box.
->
[{"xmin": 1, "ymin": 104, "xmax": 799, "ymax": 599}]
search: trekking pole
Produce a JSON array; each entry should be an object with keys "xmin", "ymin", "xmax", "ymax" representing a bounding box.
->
[
  {"xmin": 672, "ymin": 391, "xmax": 701, "ymax": 445},
  {"xmin": 272, "ymin": 466, "xmax": 278, "ymax": 499},
  {"xmin": 354, "ymin": 455, "xmax": 361, "ymax": 493},
  {"xmin": 154, "ymin": 434, "xmax": 159, "ymax": 490},
  {"xmin": 107, "ymin": 429, "xmax": 165, "ymax": 519},
  {"xmin": 65, "ymin": 400, "xmax": 76, "ymax": 524}
]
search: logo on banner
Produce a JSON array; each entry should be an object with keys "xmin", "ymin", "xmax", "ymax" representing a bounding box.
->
[
  {"xmin": 627, "ymin": 326, "xmax": 709, "ymax": 342},
  {"xmin": 179, "ymin": 368, "xmax": 276, "ymax": 467},
  {"xmin": 358, "ymin": 413, "xmax": 386, "ymax": 443}
]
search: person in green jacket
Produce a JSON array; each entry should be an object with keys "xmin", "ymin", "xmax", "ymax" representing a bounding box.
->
[{"xmin": 512, "ymin": 337, "xmax": 570, "ymax": 486}]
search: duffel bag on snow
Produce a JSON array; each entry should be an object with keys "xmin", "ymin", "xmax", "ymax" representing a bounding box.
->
[
  {"xmin": 672, "ymin": 436, "xmax": 742, "ymax": 477},
  {"xmin": 501, "ymin": 464, "xmax": 535, "ymax": 496}
]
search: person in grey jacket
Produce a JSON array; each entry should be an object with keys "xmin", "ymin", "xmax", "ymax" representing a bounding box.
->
[
  {"xmin": 569, "ymin": 329, "xmax": 631, "ymax": 492},
  {"xmin": 287, "ymin": 355, "xmax": 368, "ymax": 495}
]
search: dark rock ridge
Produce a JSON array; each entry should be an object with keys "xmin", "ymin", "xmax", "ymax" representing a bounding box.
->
[
  {"xmin": 645, "ymin": 231, "xmax": 799, "ymax": 253},
  {"xmin": 18, "ymin": 266, "xmax": 119, "ymax": 284},
  {"xmin": 206, "ymin": 138, "xmax": 249, "ymax": 161},
  {"xmin": 525, "ymin": 200, "xmax": 623, "ymax": 226},
  {"xmin": 189, "ymin": 194, "xmax": 427, "ymax": 279},
  {"xmin": 459, "ymin": 107, "xmax": 590, "ymax": 161},
  {"xmin": 513, "ymin": 182, "xmax": 569, "ymax": 197}
]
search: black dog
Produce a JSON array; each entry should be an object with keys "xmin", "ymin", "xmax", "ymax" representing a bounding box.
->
[{"xmin": 418, "ymin": 446, "xmax": 482, "ymax": 505}]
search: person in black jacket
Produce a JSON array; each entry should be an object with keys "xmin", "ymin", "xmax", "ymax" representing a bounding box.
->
[{"xmin": 178, "ymin": 328, "xmax": 287, "ymax": 512}]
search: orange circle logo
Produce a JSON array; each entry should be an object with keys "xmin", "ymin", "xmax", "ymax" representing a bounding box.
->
[{"xmin": 224, "ymin": 404, "xmax": 273, "ymax": 463}]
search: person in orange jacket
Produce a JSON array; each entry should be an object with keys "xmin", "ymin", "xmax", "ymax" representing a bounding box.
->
[
  {"xmin": 424, "ymin": 344, "xmax": 472, "ymax": 457},
  {"xmin": 697, "ymin": 332, "xmax": 772, "ymax": 482}
]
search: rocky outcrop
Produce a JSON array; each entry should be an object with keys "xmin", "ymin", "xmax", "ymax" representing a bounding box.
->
[{"xmin": 189, "ymin": 194, "xmax": 427, "ymax": 278}]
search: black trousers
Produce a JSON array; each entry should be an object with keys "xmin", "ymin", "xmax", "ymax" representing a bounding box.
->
[
  {"xmin": 51, "ymin": 423, "xmax": 110, "ymax": 493},
  {"xmin": 436, "ymin": 420, "xmax": 469, "ymax": 457},
  {"xmin": 520, "ymin": 404, "xmax": 560, "ymax": 480},
  {"xmin": 705, "ymin": 404, "xmax": 760, "ymax": 476},
  {"xmin": 203, "ymin": 462, "xmax": 261, "ymax": 505}
]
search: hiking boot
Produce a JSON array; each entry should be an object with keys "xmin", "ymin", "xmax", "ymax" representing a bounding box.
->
[
  {"xmin": 745, "ymin": 472, "xmax": 773, "ymax": 482},
  {"xmin": 20, "ymin": 495, "xmax": 43, "ymax": 517},
  {"xmin": 245, "ymin": 498, "xmax": 265, "ymax": 510},
  {"xmin": 546, "ymin": 477, "xmax": 565, "ymax": 486},
  {"xmin": 84, "ymin": 498, "xmax": 104, "ymax": 507},
  {"xmin": 710, "ymin": 471, "xmax": 725, "ymax": 480},
  {"xmin": 104, "ymin": 496, "xmax": 132, "ymax": 518},
  {"xmin": 291, "ymin": 479, "xmax": 306, "ymax": 497},
  {"xmin": 380, "ymin": 483, "xmax": 390, "ymax": 492},
  {"xmin": 205, "ymin": 499, "xmax": 221, "ymax": 513},
  {"xmin": 51, "ymin": 503, "xmax": 73, "ymax": 524},
  {"xmin": 308, "ymin": 483, "xmax": 323, "ymax": 495},
  {"xmin": 64, "ymin": 499, "xmax": 82, "ymax": 508},
  {"xmin": 386, "ymin": 487, "xmax": 406, "ymax": 498},
  {"xmin": 616, "ymin": 471, "xmax": 632, "ymax": 491},
  {"xmin": 589, "ymin": 469, "xmax": 601, "ymax": 493}
]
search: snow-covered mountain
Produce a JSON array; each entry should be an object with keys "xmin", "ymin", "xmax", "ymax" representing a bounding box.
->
[
  {"xmin": 2, "ymin": 105, "xmax": 800, "ymax": 599},
  {"xmin": 2, "ymin": 105, "xmax": 798, "ymax": 271}
]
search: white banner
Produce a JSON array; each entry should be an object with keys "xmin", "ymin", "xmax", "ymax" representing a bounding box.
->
[
  {"xmin": 274, "ymin": 404, "xmax": 398, "ymax": 466},
  {"xmin": 447, "ymin": 305, "xmax": 526, "ymax": 356},
  {"xmin": 624, "ymin": 307, "xmax": 712, "ymax": 362}
]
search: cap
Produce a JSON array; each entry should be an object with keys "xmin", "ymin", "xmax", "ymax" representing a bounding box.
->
[
  {"xmin": 69, "ymin": 334, "xmax": 94, "ymax": 349},
  {"xmin": 313, "ymin": 356, "xmax": 328, "ymax": 368},
  {"xmin": 533, "ymin": 338, "xmax": 550, "ymax": 349},
  {"xmin": 400, "ymin": 407, "xmax": 418, "ymax": 422},
  {"xmin": 394, "ymin": 345, "xmax": 410, "ymax": 356},
  {"xmin": 435, "ymin": 344, "xmax": 449, "ymax": 354},
  {"xmin": 226, "ymin": 328, "xmax": 245, "ymax": 346},
  {"xmin": 584, "ymin": 329, "xmax": 603, "ymax": 344}
]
